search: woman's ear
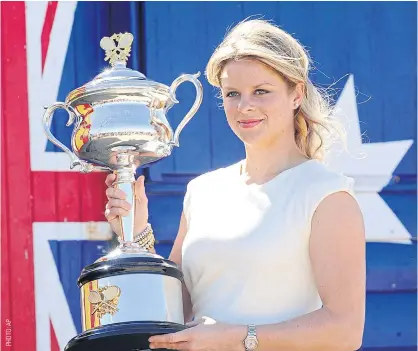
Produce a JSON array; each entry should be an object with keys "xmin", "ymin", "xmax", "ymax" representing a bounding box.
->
[{"xmin": 293, "ymin": 82, "xmax": 305, "ymax": 107}]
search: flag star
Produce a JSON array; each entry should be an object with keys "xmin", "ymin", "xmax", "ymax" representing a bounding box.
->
[{"xmin": 324, "ymin": 75, "xmax": 414, "ymax": 244}]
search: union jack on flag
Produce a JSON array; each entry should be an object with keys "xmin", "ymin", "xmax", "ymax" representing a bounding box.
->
[{"xmin": 2, "ymin": 3, "xmax": 114, "ymax": 350}]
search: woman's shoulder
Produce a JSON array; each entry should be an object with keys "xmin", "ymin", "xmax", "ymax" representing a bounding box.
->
[
  {"xmin": 300, "ymin": 159, "xmax": 356, "ymax": 200},
  {"xmin": 186, "ymin": 162, "xmax": 239, "ymax": 190},
  {"xmin": 307, "ymin": 159, "xmax": 354, "ymax": 183}
]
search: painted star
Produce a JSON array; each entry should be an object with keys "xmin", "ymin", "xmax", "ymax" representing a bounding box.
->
[{"xmin": 324, "ymin": 75, "xmax": 414, "ymax": 244}]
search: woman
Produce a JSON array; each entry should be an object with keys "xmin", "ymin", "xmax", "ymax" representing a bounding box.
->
[{"xmin": 104, "ymin": 19, "xmax": 365, "ymax": 351}]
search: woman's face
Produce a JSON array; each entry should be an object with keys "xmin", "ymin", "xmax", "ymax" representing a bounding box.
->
[{"xmin": 220, "ymin": 59, "xmax": 303, "ymax": 148}]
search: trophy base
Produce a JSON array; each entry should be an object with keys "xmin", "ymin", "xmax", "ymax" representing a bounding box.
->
[{"xmin": 64, "ymin": 321, "xmax": 186, "ymax": 351}]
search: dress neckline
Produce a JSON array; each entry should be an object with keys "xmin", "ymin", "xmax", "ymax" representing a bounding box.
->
[{"xmin": 234, "ymin": 158, "xmax": 317, "ymax": 188}]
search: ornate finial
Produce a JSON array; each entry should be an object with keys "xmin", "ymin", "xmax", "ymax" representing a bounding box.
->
[{"xmin": 100, "ymin": 32, "xmax": 134, "ymax": 67}]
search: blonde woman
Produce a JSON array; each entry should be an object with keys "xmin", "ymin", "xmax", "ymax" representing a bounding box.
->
[{"xmin": 105, "ymin": 19, "xmax": 365, "ymax": 351}]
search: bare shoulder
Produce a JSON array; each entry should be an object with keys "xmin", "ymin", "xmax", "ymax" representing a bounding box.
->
[
  {"xmin": 306, "ymin": 160, "xmax": 364, "ymax": 243},
  {"xmin": 314, "ymin": 190, "xmax": 362, "ymax": 222},
  {"xmin": 186, "ymin": 162, "xmax": 238, "ymax": 189},
  {"xmin": 310, "ymin": 189, "xmax": 365, "ymax": 252},
  {"xmin": 311, "ymin": 155, "xmax": 364, "ymax": 225}
]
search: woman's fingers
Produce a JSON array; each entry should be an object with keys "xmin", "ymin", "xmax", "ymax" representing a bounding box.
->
[
  {"xmin": 134, "ymin": 175, "xmax": 148, "ymax": 203},
  {"xmin": 105, "ymin": 173, "xmax": 116, "ymax": 187},
  {"xmin": 106, "ymin": 198, "xmax": 132, "ymax": 211},
  {"xmin": 149, "ymin": 342, "xmax": 188, "ymax": 350},
  {"xmin": 104, "ymin": 173, "xmax": 149, "ymax": 236},
  {"xmin": 105, "ymin": 186, "xmax": 127, "ymax": 200},
  {"xmin": 104, "ymin": 206, "xmax": 130, "ymax": 221}
]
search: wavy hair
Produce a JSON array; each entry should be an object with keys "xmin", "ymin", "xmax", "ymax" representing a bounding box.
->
[{"xmin": 205, "ymin": 19, "xmax": 346, "ymax": 160}]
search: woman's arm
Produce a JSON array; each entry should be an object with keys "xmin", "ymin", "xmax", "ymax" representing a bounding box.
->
[
  {"xmin": 149, "ymin": 191, "xmax": 366, "ymax": 351},
  {"xmin": 168, "ymin": 212, "xmax": 194, "ymax": 323}
]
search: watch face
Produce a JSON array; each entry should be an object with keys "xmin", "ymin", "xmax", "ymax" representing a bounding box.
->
[{"xmin": 245, "ymin": 337, "xmax": 258, "ymax": 350}]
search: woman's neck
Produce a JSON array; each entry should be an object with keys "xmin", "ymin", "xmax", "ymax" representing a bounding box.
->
[{"xmin": 241, "ymin": 138, "xmax": 308, "ymax": 183}]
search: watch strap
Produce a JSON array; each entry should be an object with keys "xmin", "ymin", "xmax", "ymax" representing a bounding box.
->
[
  {"xmin": 244, "ymin": 324, "xmax": 258, "ymax": 351},
  {"xmin": 248, "ymin": 324, "xmax": 257, "ymax": 337}
]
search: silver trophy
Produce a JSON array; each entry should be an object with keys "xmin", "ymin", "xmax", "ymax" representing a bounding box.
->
[{"xmin": 42, "ymin": 32, "xmax": 203, "ymax": 351}]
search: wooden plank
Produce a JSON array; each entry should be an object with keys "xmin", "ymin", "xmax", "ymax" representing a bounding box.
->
[
  {"xmin": 53, "ymin": 16, "xmax": 80, "ymax": 223},
  {"xmin": 2, "ymin": 3, "xmax": 36, "ymax": 350},
  {"xmin": 148, "ymin": 191, "xmax": 184, "ymax": 241},
  {"xmin": 1, "ymin": 64, "xmax": 13, "ymax": 349},
  {"xmin": 363, "ymin": 291, "xmax": 417, "ymax": 349},
  {"xmin": 144, "ymin": 3, "xmax": 212, "ymax": 179},
  {"xmin": 366, "ymin": 243, "xmax": 416, "ymax": 292},
  {"xmin": 379, "ymin": 3, "xmax": 416, "ymax": 175},
  {"xmin": 55, "ymin": 241, "xmax": 83, "ymax": 333},
  {"xmin": 1, "ymin": 6, "xmax": 13, "ymax": 349},
  {"xmin": 204, "ymin": 2, "xmax": 247, "ymax": 170},
  {"xmin": 56, "ymin": 173, "xmax": 81, "ymax": 222},
  {"xmin": 143, "ymin": 3, "xmax": 175, "ymax": 180},
  {"xmin": 380, "ymin": 191, "xmax": 416, "ymax": 239},
  {"xmin": 163, "ymin": 2, "xmax": 212, "ymax": 174},
  {"xmin": 32, "ymin": 172, "xmax": 57, "ymax": 222},
  {"xmin": 79, "ymin": 172, "xmax": 108, "ymax": 222},
  {"xmin": 50, "ymin": 320, "xmax": 60, "ymax": 351}
]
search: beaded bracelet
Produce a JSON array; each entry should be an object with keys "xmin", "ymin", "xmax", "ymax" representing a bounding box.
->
[{"xmin": 133, "ymin": 223, "xmax": 155, "ymax": 250}]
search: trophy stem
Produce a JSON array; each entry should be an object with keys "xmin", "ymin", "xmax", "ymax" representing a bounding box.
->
[{"xmin": 114, "ymin": 166, "xmax": 136, "ymax": 243}]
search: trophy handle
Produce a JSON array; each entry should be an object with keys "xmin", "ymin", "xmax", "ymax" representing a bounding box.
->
[
  {"xmin": 42, "ymin": 102, "xmax": 93, "ymax": 173},
  {"xmin": 168, "ymin": 72, "xmax": 203, "ymax": 147}
]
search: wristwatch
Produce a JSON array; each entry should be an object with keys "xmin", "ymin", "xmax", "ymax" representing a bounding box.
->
[{"xmin": 243, "ymin": 324, "xmax": 258, "ymax": 351}]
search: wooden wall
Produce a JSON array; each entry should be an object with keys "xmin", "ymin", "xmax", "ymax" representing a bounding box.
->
[{"xmin": 1, "ymin": 2, "xmax": 416, "ymax": 350}]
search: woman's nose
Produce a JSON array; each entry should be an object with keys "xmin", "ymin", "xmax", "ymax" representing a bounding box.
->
[{"xmin": 237, "ymin": 96, "xmax": 255, "ymax": 114}]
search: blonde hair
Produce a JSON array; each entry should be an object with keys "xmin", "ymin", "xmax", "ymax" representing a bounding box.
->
[{"xmin": 205, "ymin": 19, "xmax": 346, "ymax": 160}]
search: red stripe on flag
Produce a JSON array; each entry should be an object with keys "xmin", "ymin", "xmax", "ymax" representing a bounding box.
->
[
  {"xmin": 50, "ymin": 320, "xmax": 60, "ymax": 351},
  {"xmin": 32, "ymin": 172, "xmax": 107, "ymax": 222},
  {"xmin": 1, "ymin": 2, "xmax": 36, "ymax": 350},
  {"xmin": 41, "ymin": 1, "xmax": 58, "ymax": 72},
  {"xmin": 1, "ymin": 4, "xmax": 13, "ymax": 349}
]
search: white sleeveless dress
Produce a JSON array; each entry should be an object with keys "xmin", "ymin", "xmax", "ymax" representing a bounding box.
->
[{"xmin": 181, "ymin": 159, "xmax": 355, "ymax": 325}]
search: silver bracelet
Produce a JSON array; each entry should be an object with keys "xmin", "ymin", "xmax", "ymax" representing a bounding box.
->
[
  {"xmin": 133, "ymin": 223, "xmax": 155, "ymax": 250},
  {"xmin": 134, "ymin": 223, "xmax": 153, "ymax": 241}
]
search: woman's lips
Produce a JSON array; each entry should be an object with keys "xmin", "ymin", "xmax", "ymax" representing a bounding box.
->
[{"xmin": 238, "ymin": 119, "xmax": 263, "ymax": 128}]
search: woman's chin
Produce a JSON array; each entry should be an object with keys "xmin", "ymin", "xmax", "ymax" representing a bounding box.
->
[
  {"xmin": 236, "ymin": 132, "xmax": 267, "ymax": 147},
  {"xmin": 230, "ymin": 123, "xmax": 272, "ymax": 147}
]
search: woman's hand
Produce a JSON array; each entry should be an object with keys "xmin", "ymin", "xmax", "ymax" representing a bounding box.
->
[
  {"xmin": 104, "ymin": 174, "xmax": 149, "ymax": 236},
  {"xmin": 148, "ymin": 317, "xmax": 245, "ymax": 351}
]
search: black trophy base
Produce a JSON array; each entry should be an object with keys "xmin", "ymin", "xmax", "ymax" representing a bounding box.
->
[{"xmin": 65, "ymin": 321, "xmax": 187, "ymax": 351}]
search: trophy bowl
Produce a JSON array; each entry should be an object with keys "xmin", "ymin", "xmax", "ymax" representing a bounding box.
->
[{"xmin": 42, "ymin": 32, "xmax": 203, "ymax": 351}]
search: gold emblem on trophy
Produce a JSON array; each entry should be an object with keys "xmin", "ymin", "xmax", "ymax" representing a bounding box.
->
[
  {"xmin": 88, "ymin": 285, "xmax": 121, "ymax": 319},
  {"xmin": 100, "ymin": 32, "xmax": 134, "ymax": 66}
]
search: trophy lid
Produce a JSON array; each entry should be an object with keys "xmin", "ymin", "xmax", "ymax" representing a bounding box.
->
[{"xmin": 65, "ymin": 32, "xmax": 171, "ymax": 105}]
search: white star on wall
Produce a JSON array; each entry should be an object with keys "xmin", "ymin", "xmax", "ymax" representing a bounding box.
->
[{"xmin": 324, "ymin": 75, "xmax": 414, "ymax": 244}]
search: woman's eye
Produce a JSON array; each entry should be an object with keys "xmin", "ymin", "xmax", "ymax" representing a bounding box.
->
[
  {"xmin": 226, "ymin": 91, "xmax": 239, "ymax": 98},
  {"xmin": 255, "ymin": 89, "xmax": 269, "ymax": 95}
]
